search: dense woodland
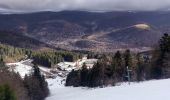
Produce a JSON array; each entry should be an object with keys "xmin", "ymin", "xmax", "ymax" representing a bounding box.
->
[
  {"xmin": 0, "ymin": 60, "xmax": 49, "ymax": 100},
  {"xmin": 66, "ymin": 33, "xmax": 170, "ymax": 87},
  {"xmin": 32, "ymin": 50, "xmax": 82, "ymax": 68},
  {"xmin": 0, "ymin": 44, "xmax": 82, "ymax": 67}
]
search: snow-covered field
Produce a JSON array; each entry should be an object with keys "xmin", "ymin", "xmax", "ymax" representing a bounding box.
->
[
  {"xmin": 46, "ymin": 78, "xmax": 170, "ymax": 100},
  {"xmin": 6, "ymin": 59, "xmax": 170, "ymax": 100}
]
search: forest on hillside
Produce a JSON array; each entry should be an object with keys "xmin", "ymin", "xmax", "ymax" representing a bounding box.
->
[
  {"xmin": 0, "ymin": 44, "xmax": 82, "ymax": 100},
  {"xmin": 0, "ymin": 44, "xmax": 82, "ymax": 67},
  {"xmin": 66, "ymin": 34, "xmax": 170, "ymax": 87},
  {"xmin": 1, "ymin": 33, "xmax": 170, "ymax": 99}
]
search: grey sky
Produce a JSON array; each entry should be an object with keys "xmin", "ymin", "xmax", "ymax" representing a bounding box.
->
[{"xmin": 0, "ymin": 0, "xmax": 170, "ymax": 13}]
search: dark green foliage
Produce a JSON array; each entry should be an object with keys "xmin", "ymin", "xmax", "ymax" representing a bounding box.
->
[
  {"xmin": 33, "ymin": 64, "xmax": 41, "ymax": 78},
  {"xmin": 24, "ymin": 75, "xmax": 46, "ymax": 100},
  {"xmin": 87, "ymin": 62, "xmax": 103, "ymax": 87},
  {"xmin": 0, "ymin": 67, "xmax": 29, "ymax": 100},
  {"xmin": 159, "ymin": 34, "xmax": 170, "ymax": 78},
  {"xmin": 160, "ymin": 34, "xmax": 170, "ymax": 53},
  {"xmin": 0, "ymin": 44, "xmax": 29, "ymax": 62},
  {"xmin": 88, "ymin": 61, "xmax": 108, "ymax": 87},
  {"xmin": 123, "ymin": 50, "xmax": 133, "ymax": 81},
  {"xmin": 80, "ymin": 63, "xmax": 89, "ymax": 86},
  {"xmin": 66, "ymin": 59, "xmax": 115, "ymax": 87},
  {"xmin": 65, "ymin": 69, "xmax": 81, "ymax": 87},
  {"xmin": 150, "ymin": 33, "xmax": 170, "ymax": 79},
  {"xmin": 0, "ymin": 43, "xmax": 82, "ymax": 68},
  {"xmin": 0, "ymin": 58, "xmax": 5, "ymax": 67},
  {"xmin": 112, "ymin": 51, "xmax": 125, "ymax": 82},
  {"xmin": 136, "ymin": 54, "xmax": 147, "ymax": 81},
  {"xmin": 0, "ymin": 84, "xmax": 17, "ymax": 100},
  {"xmin": 24, "ymin": 64, "xmax": 49, "ymax": 100},
  {"xmin": 124, "ymin": 50, "xmax": 132, "ymax": 68},
  {"xmin": 32, "ymin": 51, "xmax": 81, "ymax": 68},
  {"xmin": 66, "ymin": 50, "xmax": 151, "ymax": 87}
]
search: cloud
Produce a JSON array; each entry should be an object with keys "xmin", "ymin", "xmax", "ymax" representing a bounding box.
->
[{"xmin": 0, "ymin": 0, "xmax": 170, "ymax": 13}]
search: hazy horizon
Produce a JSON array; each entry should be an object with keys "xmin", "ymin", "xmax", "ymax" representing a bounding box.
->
[{"xmin": 1, "ymin": 0, "xmax": 170, "ymax": 13}]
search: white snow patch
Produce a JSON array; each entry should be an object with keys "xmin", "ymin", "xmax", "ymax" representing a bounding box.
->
[
  {"xmin": 6, "ymin": 59, "xmax": 33, "ymax": 78},
  {"xmin": 46, "ymin": 79, "xmax": 170, "ymax": 100},
  {"xmin": 57, "ymin": 57, "xmax": 97, "ymax": 71}
]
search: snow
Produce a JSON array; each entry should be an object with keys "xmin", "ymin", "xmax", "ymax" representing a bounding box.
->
[
  {"xmin": 6, "ymin": 59, "xmax": 170, "ymax": 100},
  {"xmin": 6, "ymin": 59, "xmax": 33, "ymax": 78},
  {"xmin": 57, "ymin": 57, "xmax": 97, "ymax": 71},
  {"xmin": 45, "ymin": 55, "xmax": 170, "ymax": 100},
  {"xmin": 4, "ymin": 59, "xmax": 170, "ymax": 100},
  {"xmin": 57, "ymin": 62, "xmax": 76, "ymax": 71},
  {"xmin": 46, "ymin": 79, "xmax": 170, "ymax": 100},
  {"xmin": 47, "ymin": 77, "xmax": 65, "ymax": 88}
]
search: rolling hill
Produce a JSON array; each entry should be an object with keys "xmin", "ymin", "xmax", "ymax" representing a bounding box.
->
[
  {"xmin": 0, "ymin": 11, "xmax": 170, "ymax": 52},
  {"xmin": 0, "ymin": 31, "xmax": 49, "ymax": 49}
]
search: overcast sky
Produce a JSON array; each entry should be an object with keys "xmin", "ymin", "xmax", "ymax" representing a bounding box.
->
[{"xmin": 0, "ymin": 0, "xmax": 170, "ymax": 13}]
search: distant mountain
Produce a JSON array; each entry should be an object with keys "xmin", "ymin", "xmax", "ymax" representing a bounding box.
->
[
  {"xmin": 71, "ymin": 24, "xmax": 162, "ymax": 52},
  {"xmin": 0, "ymin": 31, "xmax": 48, "ymax": 49},
  {"xmin": 0, "ymin": 11, "xmax": 169, "ymax": 52},
  {"xmin": 105, "ymin": 24, "xmax": 162, "ymax": 47}
]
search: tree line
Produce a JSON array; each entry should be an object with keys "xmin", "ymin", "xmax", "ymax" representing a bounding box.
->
[
  {"xmin": 32, "ymin": 50, "xmax": 82, "ymax": 68},
  {"xmin": 66, "ymin": 50, "xmax": 146, "ymax": 87},
  {"xmin": 66, "ymin": 33, "xmax": 170, "ymax": 87},
  {"xmin": 0, "ymin": 44, "xmax": 82, "ymax": 68}
]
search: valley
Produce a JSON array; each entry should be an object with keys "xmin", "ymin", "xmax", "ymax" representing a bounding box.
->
[
  {"xmin": 1, "ymin": 0, "xmax": 170, "ymax": 100},
  {"xmin": 1, "ymin": 10, "xmax": 170, "ymax": 100},
  {"xmin": 0, "ymin": 11, "xmax": 169, "ymax": 52}
]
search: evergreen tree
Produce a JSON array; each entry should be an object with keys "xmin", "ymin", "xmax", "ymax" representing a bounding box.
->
[
  {"xmin": 160, "ymin": 34, "xmax": 170, "ymax": 78},
  {"xmin": 88, "ymin": 61, "xmax": 102, "ymax": 87},
  {"xmin": 124, "ymin": 50, "xmax": 134, "ymax": 81},
  {"xmin": 24, "ymin": 64, "xmax": 49, "ymax": 100},
  {"xmin": 33, "ymin": 64, "xmax": 41, "ymax": 79},
  {"xmin": 88, "ymin": 59, "xmax": 114, "ymax": 87},
  {"xmin": 80, "ymin": 63, "xmax": 89, "ymax": 86},
  {"xmin": 151, "ymin": 33, "xmax": 170, "ymax": 79},
  {"xmin": 112, "ymin": 51, "xmax": 124, "ymax": 82},
  {"xmin": 124, "ymin": 50, "xmax": 132, "ymax": 67},
  {"xmin": 65, "ymin": 69, "xmax": 81, "ymax": 87},
  {"xmin": 160, "ymin": 33, "xmax": 170, "ymax": 54},
  {"xmin": 136, "ymin": 54, "xmax": 146, "ymax": 81},
  {"xmin": 0, "ymin": 58, "xmax": 5, "ymax": 67},
  {"xmin": 0, "ymin": 84, "xmax": 17, "ymax": 100}
]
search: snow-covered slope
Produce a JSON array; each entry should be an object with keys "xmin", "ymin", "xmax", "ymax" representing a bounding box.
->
[
  {"xmin": 6, "ymin": 59, "xmax": 64, "ymax": 79},
  {"xmin": 6, "ymin": 59, "xmax": 33, "ymax": 78},
  {"xmin": 7, "ymin": 59, "xmax": 170, "ymax": 100},
  {"xmin": 46, "ymin": 79, "xmax": 170, "ymax": 100}
]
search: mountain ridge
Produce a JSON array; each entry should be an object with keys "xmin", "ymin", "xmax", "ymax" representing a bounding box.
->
[{"xmin": 0, "ymin": 11, "xmax": 169, "ymax": 52}]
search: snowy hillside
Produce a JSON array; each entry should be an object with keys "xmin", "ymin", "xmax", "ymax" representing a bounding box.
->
[
  {"xmin": 6, "ymin": 59, "xmax": 170, "ymax": 100},
  {"xmin": 46, "ymin": 79, "xmax": 170, "ymax": 100},
  {"xmin": 6, "ymin": 59, "xmax": 33, "ymax": 78}
]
